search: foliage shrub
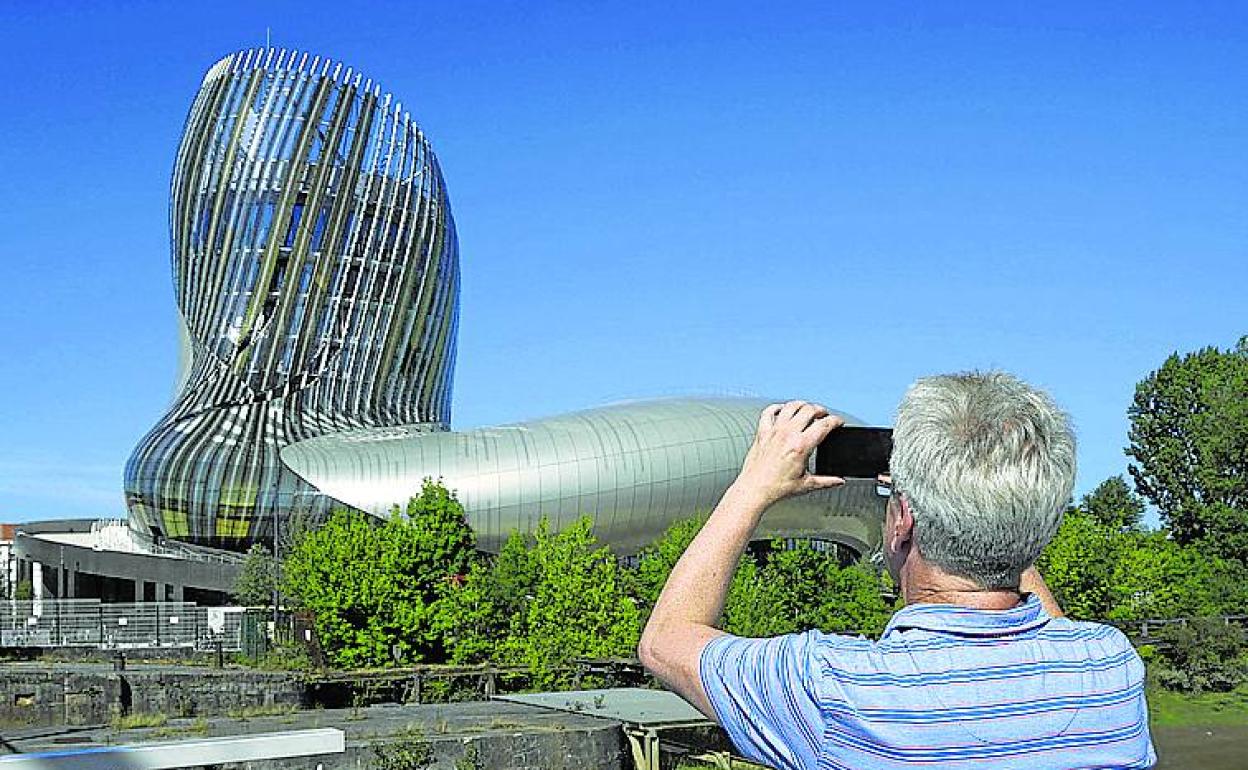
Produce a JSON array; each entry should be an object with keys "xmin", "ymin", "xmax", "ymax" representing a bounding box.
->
[
  {"xmin": 724, "ymin": 542, "xmax": 894, "ymax": 638},
  {"xmin": 232, "ymin": 543, "xmax": 277, "ymax": 607},
  {"xmin": 443, "ymin": 516, "xmax": 640, "ymax": 689},
  {"xmin": 632, "ymin": 514, "xmax": 710, "ymax": 608},
  {"xmin": 1037, "ymin": 510, "xmax": 1123, "ymax": 620},
  {"xmin": 439, "ymin": 530, "xmax": 532, "ymax": 665},
  {"xmin": 1039, "ymin": 504, "xmax": 1248, "ymax": 624},
  {"xmin": 1149, "ymin": 618, "xmax": 1248, "ymax": 694},
  {"xmin": 634, "ymin": 515, "xmax": 894, "ymax": 639},
  {"xmin": 282, "ymin": 480, "xmax": 476, "ymax": 668},
  {"xmin": 1109, "ymin": 533, "xmax": 1248, "ymax": 622}
]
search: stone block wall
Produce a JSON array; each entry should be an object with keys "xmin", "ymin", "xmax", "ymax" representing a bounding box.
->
[{"xmin": 0, "ymin": 667, "xmax": 303, "ymax": 727}]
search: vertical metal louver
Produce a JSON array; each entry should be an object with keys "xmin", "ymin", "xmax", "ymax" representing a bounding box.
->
[{"xmin": 124, "ymin": 49, "xmax": 459, "ymax": 549}]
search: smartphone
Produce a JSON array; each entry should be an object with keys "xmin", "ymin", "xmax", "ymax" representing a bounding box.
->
[{"xmin": 814, "ymin": 427, "xmax": 893, "ymax": 479}]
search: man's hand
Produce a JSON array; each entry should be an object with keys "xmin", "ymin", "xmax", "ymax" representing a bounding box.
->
[
  {"xmin": 1021, "ymin": 565, "xmax": 1064, "ymax": 617},
  {"xmin": 734, "ymin": 401, "xmax": 847, "ymax": 508},
  {"xmin": 639, "ymin": 400, "xmax": 847, "ymax": 719}
]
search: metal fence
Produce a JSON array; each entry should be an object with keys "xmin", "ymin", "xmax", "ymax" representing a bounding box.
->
[
  {"xmin": 0, "ymin": 599, "xmax": 250, "ymax": 651},
  {"xmin": 1112, "ymin": 614, "xmax": 1248, "ymax": 647}
]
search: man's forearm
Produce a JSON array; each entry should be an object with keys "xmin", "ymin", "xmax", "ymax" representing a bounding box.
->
[
  {"xmin": 637, "ymin": 481, "xmax": 769, "ymax": 714},
  {"xmin": 651, "ymin": 483, "xmax": 767, "ymax": 627},
  {"xmin": 637, "ymin": 400, "xmax": 842, "ymax": 718},
  {"xmin": 1021, "ymin": 566, "xmax": 1064, "ymax": 617}
]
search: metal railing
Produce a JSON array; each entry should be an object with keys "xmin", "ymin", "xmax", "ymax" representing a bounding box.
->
[
  {"xmin": 0, "ymin": 600, "xmax": 249, "ymax": 652},
  {"xmin": 1108, "ymin": 614, "xmax": 1248, "ymax": 651}
]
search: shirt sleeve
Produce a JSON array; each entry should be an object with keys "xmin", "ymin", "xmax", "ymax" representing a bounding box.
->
[{"xmin": 699, "ymin": 631, "xmax": 825, "ymax": 770}]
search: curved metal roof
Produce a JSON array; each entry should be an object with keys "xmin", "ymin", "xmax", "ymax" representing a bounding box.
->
[{"xmin": 282, "ymin": 396, "xmax": 884, "ymax": 554}]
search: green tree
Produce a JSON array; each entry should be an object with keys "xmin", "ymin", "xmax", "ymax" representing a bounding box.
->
[
  {"xmin": 1080, "ymin": 476, "xmax": 1146, "ymax": 533},
  {"xmin": 632, "ymin": 514, "xmax": 709, "ymax": 608},
  {"xmin": 1108, "ymin": 532, "xmax": 1248, "ymax": 622},
  {"xmin": 282, "ymin": 480, "xmax": 477, "ymax": 668},
  {"xmin": 1036, "ymin": 510, "xmax": 1120, "ymax": 620},
  {"xmin": 497, "ymin": 517, "xmax": 641, "ymax": 689},
  {"xmin": 440, "ymin": 530, "xmax": 537, "ymax": 665},
  {"xmin": 1151, "ymin": 618, "xmax": 1248, "ymax": 694},
  {"xmin": 393, "ymin": 481, "xmax": 477, "ymax": 589},
  {"xmin": 633, "ymin": 516, "xmax": 894, "ymax": 639},
  {"xmin": 722, "ymin": 543, "xmax": 894, "ymax": 638},
  {"xmin": 632, "ymin": 514, "xmax": 759, "ymax": 628},
  {"xmin": 722, "ymin": 555, "xmax": 790, "ymax": 637},
  {"xmin": 1127, "ymin": 336, "xmax": 1248, "ymax": 562},
  {"xmin": 232, "ymin": 543, "xmax": 277, "ymax": 606}
]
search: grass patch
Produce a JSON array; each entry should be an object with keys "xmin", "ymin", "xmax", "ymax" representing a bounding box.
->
[
  {"xmin": 149, "ymin": 718, "xmax": 209, "ymax": 739},
  {"xmin": 226, "ymin": 703, "xmax": 298, "ymax": 719},
  {"xmin": 111, "ymin": 712, "xmax": 169, "ymax": 730},
  {"xmin": 488, "ymin": 719, "xmax": 521, "ymax": 730},
  {"xmin": 1147, "ymin": 685, "xmax": 1248, "ymax": 727}
]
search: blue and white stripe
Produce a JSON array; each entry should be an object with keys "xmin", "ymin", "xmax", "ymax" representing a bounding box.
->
[{"xmin": 700, "ymin": 595, "xmax": 1156, "ymax": 769}]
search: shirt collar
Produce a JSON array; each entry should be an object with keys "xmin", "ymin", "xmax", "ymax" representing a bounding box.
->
[{"xmin": 882, "ymin": 593, "xmax": 1052, "ymax": 638}]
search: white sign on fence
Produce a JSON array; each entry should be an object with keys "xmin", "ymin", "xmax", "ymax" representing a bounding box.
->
[{"xmin": 207, "ymin": 608, "xmax": 225, "ymax": 634}]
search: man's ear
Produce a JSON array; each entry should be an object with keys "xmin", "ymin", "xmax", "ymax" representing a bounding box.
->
[{"xmin": 890, "ymin": 495, "xmax": 915, "ymax": 553}]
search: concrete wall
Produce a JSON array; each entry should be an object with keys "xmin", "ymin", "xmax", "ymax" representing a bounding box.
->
[
  {"xmin": 5, "ymin": 701, "xmax": 631, "ymax": 770},
  {"xmin": 333, "ymin": 727, "xmax": 626, "ymax": 770},
  {"xmin": 0, "ymin": 667, "xmax": 303, "ymax": 727}
]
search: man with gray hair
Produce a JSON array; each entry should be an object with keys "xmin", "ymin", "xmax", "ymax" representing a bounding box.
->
[{"xmin": 639, "ymin": 372, "xmax": 1155, "ymax": 769}]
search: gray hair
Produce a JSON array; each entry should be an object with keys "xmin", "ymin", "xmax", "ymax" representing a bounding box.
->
[{"xmin": 890, "ymin": 372, "xmax": 1075, "ymax": 590}]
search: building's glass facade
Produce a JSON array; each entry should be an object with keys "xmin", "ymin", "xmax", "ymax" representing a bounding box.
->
[
  {"xmin": 126, "ymin": 48, "xmax": 883, "ymax": 557},
  {"xmin": 125, "ymin": 49, "xmax": 459, "ymax": 548}
]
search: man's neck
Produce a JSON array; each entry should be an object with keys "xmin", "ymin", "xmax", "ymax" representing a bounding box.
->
[{"xmin": 900, "ymin": 559, "xmax": 1021, "ymax": 610}]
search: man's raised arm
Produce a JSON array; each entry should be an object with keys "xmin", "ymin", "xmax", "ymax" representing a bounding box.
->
[{"xmin": 637, "ymin": 401, "xmax": 844, "ymax": 718}]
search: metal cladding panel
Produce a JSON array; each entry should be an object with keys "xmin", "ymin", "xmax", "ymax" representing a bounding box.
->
[
  {"xmin": 125, "ymin": 49, "xmax": 459, "ymax": 549},
  {"xmin": 280, "ymin": 397, "xmax": 885, "ymax": 555}
]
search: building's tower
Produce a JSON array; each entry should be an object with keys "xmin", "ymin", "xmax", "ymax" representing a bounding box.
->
[{"xmin": 125, "ymin": 49, "xmax": 459, "ymax": 549}]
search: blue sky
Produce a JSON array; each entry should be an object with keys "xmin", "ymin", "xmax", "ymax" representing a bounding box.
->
[{"xmin": 0, "ymin": 2, "xmax": 1244, "ymax": 524}]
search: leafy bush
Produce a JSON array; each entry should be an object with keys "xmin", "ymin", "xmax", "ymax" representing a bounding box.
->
[
  {"xmin": 442, "ymin": 516, "xmax": 641, "ymax": 688},
  {"xmin": 282, "ymin": 480, "xmax": 476, "ymax": 668},
  {"xmin": 440, "ymin": 530, "xmax": 534, "ymax": 664},
  {"xmin": 1109, "ymin": 533, "xmax": 1248, "ymax": 622},
  {"xmin": 1150, "ymin": 618, "xmax": 1248, "ymax": 694},
  {"xmin": 1036, "ymin": 510, "xmax": 1121, "ymax": 620},
  {"xmin": 632, "ymin": 516, "xmax": 894, "ymax": 640},
  {"xmin": 723, "ymin": 542, "xmax": 894, "ymax": 638},
  {"xmin": 248, "ymin": 641, "xmax": 313, "ymax": 671},
  {"xmin": 232, "ymin": 543, "xmax": 277, "ymax": 607},
  {"xmin": 632, "ymin": 514, "xmax": 710, "ymax": 608},
  {"xmin": 1039, "ymin": 503, "xmax": 1248, "ymax": 623}
]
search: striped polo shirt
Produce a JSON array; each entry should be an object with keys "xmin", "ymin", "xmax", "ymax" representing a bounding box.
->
[{"xmin": 699, "ymin": 595, "xmax": 1155, "ymax": 769}]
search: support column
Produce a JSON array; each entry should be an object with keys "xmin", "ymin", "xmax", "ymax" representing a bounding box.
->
[{"xmin": 33, "ymin": 561, "xmax": 47, "ymax": 600}]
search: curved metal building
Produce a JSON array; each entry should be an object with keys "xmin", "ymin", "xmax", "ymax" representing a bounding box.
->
[
  {"xmin": 125, "ymin": 49, "xmax": 459, "ymax": 547},
  {"xmin": 282, "ymin": 397, "xmax": 883, "ymax": 554},
  {"xmin": 126, "ymin": 48, "xmax": 883, "ymax": 558}
]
